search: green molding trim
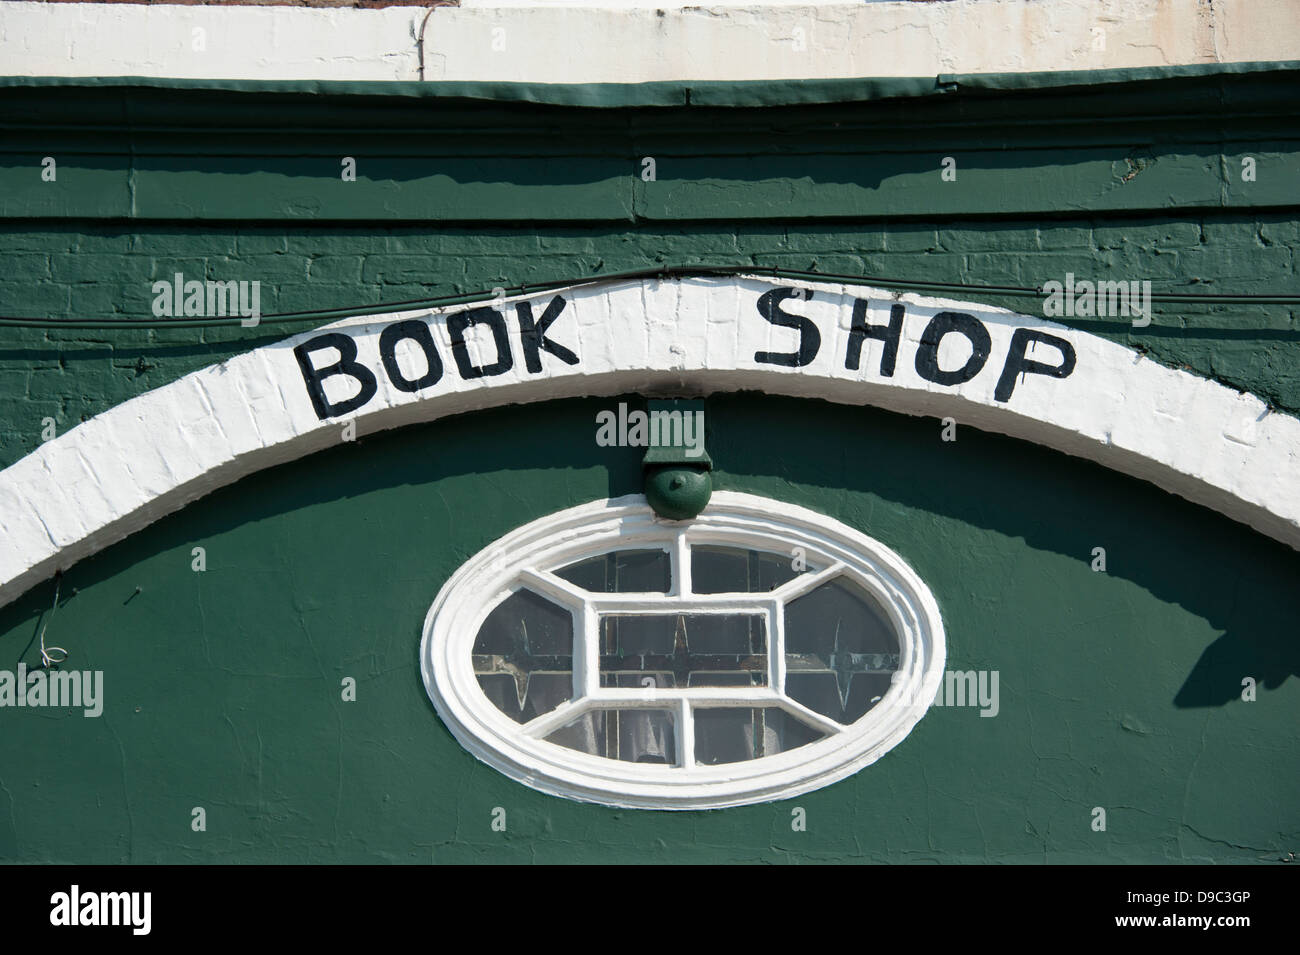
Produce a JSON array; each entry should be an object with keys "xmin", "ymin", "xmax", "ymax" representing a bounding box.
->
[
  {"xmin": 1, "ymin": 60, "xmax": 1298, "ymax": 107},
  {"xmin": 1, "ymin": 63, "xmax": 1297, "ymax": 224}
]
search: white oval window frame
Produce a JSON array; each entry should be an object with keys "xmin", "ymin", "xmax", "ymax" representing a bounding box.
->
[{"xmin": 420, "ymin": 490, "xmax": 946, "ymax": 809}]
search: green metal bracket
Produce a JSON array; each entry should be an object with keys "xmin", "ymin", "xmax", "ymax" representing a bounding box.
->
[{"xmin": 642, "ymin": 399, "xmax": 712, "ymax": 521}]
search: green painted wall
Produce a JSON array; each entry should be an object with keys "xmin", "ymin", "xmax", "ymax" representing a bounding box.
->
[
  {"xmin": 0, "ymin": 395, "xmax": 1295, "ymax": 863},
  {"xmin": 0, "ymin": 67, "xmax": 1296, "ymax": 863},
  {"xmin": 3, "ymin": 68, "xmax": 1298, "ymax": 223}
]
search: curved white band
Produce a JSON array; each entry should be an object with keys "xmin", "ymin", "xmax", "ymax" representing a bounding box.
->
[{"xmin": 1, "ymin": 275, "xmax": 1295, "ymax": 609}]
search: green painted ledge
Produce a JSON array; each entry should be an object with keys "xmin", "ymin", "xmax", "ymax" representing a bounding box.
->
[
  {"xmin": 2, "ymin": 59, "xmax": 1298, "ymax": 106},
  {"xmin": 1, "ymin": 62, "xmax": 1297, "ymax": 223}
]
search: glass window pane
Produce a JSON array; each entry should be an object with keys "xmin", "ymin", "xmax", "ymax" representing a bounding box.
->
[
  {"xmin": 599, "ymin": 614, "xmax": 767, "ymax": 688},
  {"xmin": 545, "ymin": 709, "xmax": 677, "ymax": 764},
  {"xmin": 691, "ymin": 546, "xmax": 807, "ymax": 594},
  {"xmin": 473, "ymin": 588, "xmax": 574, "ymax": 723},
  {"xmin": 693, "ymin": 707, "xmax": 825, "ymax": 765},
  {"xmin": 784, "ymin": 577, "xmax": 900, "ymax": 724},
  {"xmin": 556, "ymin": 549, "xmax": 670, "ymax": 593}
]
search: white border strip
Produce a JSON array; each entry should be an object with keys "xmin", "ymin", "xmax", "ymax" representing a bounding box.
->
[
  {"xmin": 0, "ymin": 274, "xmax": 1296, "ymax": 610},
  {"xmin": 2, "ymin": 0, "xmax": 1293, "ymax": 83}
]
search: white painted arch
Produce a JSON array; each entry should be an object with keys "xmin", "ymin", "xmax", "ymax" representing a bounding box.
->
[{"xmin": 1, "ymin": 274, "xmax": 1297, "ymax": 611}]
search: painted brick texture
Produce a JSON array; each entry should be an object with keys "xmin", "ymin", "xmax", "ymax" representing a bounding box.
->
[{"xmin": 1, "ymin": 214, "xmax": 1297, "ymax": 472}]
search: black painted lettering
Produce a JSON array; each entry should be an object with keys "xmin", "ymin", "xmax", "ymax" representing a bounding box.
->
[
  {"xmin": 995, "ymin": 328, "xmax": 1077, "ymax": 402},
  {"xmin": 754, "ymin": 288, "xmax": 820, "ymax": 367},
  {"xmin": 293, "ymin": 332, "xmax": 378, "ymax": 419},
  {"xmin": 845, "ymin": 300, "xmax": 904, "ymax": 375},
  {"xmin": 516, "ymin": 296, "xmax": 579, "ymax": 373},
  {"xmin": 378, "ymin": 319, "xmax": 444, "ymax": 393},
  {"xmin": 915, "ymin": 311, "xmax": 991, "ymax": 386},
  {"xmin": 447, "ymin": 307, "xmax": 514, "ymax": 379}
]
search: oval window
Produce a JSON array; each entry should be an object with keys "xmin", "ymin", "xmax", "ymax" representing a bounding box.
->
[{"xmin": 420, "ymin": 491, "xmax": 946, "ymax": 809}]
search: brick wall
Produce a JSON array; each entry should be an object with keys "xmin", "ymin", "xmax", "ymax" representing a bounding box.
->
[{"xmin": 1, "ymin": 213, "xmax": 1296, "ymax": 471}]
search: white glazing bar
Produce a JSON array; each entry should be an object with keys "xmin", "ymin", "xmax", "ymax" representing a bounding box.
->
[
  {"xmin": 590, "ymin": 593, "xmax": 768, "ymax": 613},
  {"xmin": 780, "ymin": 698, "xmax": 847, "ymax": 738},
  {"xmin": 771, "ymin": 561, "xmax": 845, "ymax": 601},
  {"xmin": 769, "ymin": 601, "xmax": 786, "ymax": 693},
  {"xmin": 569, "ymin": 604, "xmax": 586, "ymax": 706},
  {"xmin": 522, "ymin": 699, "xmax": 587, "ymax": 739},
  {"xmin": 587, "ymin": 688, "xmax": 783, "ymax": 706},
  {"xmin": 582, "ymin": 600, "xmax": 601, "ymax": 698},
  {"xmin": 677, "ymin": 698, "xmax": 694, "ymax": 770},
  {"xmin": 519, "ymin": 567, "xmax": 590, "ymax": 608},
  {"xmin": 673, "ymin": 529, "xmax": 691, "ymax": 597}
]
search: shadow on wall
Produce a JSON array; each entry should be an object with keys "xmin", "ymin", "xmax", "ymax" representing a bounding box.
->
[
  {"xmin": 704, "ymin": 393, "xmax": 1300, "ymax": 710},
  {"xmin": 1174, "ymin": 635, "xmax": 1294, "ymax": 707}
]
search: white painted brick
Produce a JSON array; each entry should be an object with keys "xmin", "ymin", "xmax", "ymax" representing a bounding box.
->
[
  {"xmin": 14, "ymin": 451, "xmax": 93, "ymax": 550},
  {"xmin": 0, "ymin": 479, "xmax": 56, "ymax": 582},
  {"xmin": 50, "ymin": 416, "xmax": 150, "ymax": 529}
]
